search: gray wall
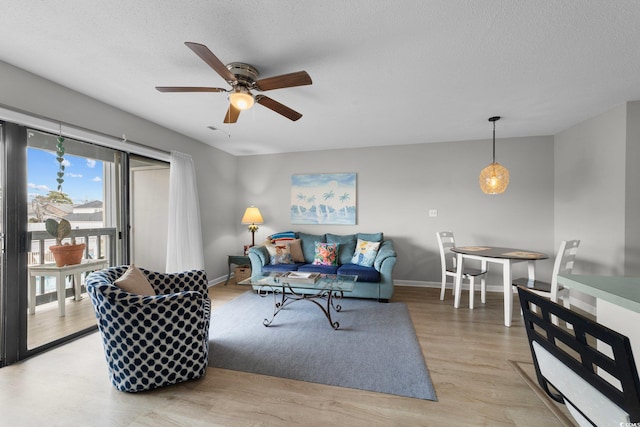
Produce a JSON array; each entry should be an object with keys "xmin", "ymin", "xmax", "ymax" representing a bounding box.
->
[
  {"xmin": 626, "ymin": 101, "xmax": 640, "ymax": 276},
  {"xmin": 554, "ymin": 102, "xmax": 640, "ymax": 277},
  {"xmin": 237, "ymin": 135, "xmax": 556, "ymax": 285},
  {"xmin": 554, "ymin": 101, "xmax": 640, "ymax": 311},
  {"xmin": 0, "ymin": 60, "xmax": 237, "ymax": 280}
]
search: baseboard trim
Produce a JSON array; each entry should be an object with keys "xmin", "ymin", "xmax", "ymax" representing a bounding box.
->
[
  {"xmin": 394, "ymin": 281, "xmax": 597, "ymax": 313},
  {"xmin": 394, "ymin": 280, "xmax": 507, "ymax": 293},
  {"xmin": 208, "ymin": 275, "xmax": 229, "ymax": 288},
  {"xmin": 507, "ymin": 360, "xmax": 575, "ymax": 426}
]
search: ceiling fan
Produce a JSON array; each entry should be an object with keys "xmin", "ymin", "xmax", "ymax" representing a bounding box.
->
[{"xmin": 156, "ymin": 42, "xmax": 312, "ymax": 123}]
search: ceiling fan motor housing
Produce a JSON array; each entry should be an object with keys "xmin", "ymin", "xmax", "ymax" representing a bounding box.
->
[{"xmin": 226, "ymin": 62, "xmax": 259, "ymax": 87}]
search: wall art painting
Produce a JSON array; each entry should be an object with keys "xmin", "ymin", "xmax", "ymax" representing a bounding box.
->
[{"xmin": 291, "ymin": 173, "xmax": 356, "ymax": 225}]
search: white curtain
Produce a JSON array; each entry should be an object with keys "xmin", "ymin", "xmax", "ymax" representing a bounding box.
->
[{"xmin": 165, "ymin": 151, "xmax": 204, "ymax": 273}]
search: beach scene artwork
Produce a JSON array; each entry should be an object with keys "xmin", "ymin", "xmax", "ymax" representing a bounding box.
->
[{"xmin": 291, "ymin": 173, "xmax": 356, "ymax": 225}]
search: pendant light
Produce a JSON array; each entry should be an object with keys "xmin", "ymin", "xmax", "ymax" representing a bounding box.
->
[{"xmin": 479, "ymin": 116, "xmax": 509, "ymax": 194}]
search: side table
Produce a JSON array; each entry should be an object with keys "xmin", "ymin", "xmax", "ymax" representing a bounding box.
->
[
  {"xmin": 28, "ymin": 258, "xmax": 109, "ymax": 316},
  {"xmin": 225, "ymin": 255, "xmax": 250, "ymax": 285}
]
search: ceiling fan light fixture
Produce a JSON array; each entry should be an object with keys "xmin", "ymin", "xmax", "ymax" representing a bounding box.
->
[{"xmin": 229, "ymin": 88, "xmax": 254, "ymax": 110}]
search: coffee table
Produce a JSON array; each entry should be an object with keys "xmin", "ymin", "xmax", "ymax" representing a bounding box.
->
[{"xmin": 238, "ymin": 272, "xmax": 357, "ymax": 330}]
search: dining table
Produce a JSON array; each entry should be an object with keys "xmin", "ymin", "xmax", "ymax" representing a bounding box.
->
[{"xmin": 451, "ymin": 246, "xmax": 548, "ymax": 327}]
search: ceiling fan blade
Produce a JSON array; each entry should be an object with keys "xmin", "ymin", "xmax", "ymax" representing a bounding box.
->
[
  {"xmin": 184, "ymin": 42, "xmax": 236, "ymax": 83},
  {"xmin": 255, "ymin": 95, "xmax": 303, "ymax": 121},
  {"xmin": 223, "ymin": 104, "xmax": 241, "ymax": 123},
  {"xmin": 255, "ymin": 71, "xmax": 312, "ymax": 91},
  {"xmin": 156, "ymin": 86, "xmax": 227, "ymax": 93}
]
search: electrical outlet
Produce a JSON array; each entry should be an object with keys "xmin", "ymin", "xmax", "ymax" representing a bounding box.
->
[{"xmin": 429, "ymin": 209, "xmax": 438, "ymax": 217}]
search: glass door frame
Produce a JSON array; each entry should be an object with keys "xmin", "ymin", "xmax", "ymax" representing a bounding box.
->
[
  {"xmin": 1, "ymin": 122, "xmax": 29, "ymax": 365},
  {"xmin": 0, "ymin": 123, "xmax": 5, "ymax": 366}
]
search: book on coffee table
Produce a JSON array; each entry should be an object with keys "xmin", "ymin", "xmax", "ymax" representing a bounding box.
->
[{"xmin": 282, "ymin": 271, "xmax": 320, "ymax": 284}]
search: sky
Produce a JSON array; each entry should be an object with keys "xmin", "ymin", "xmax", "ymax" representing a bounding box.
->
[{"xmin": 27, "ymin": 147, "xmax": 104, "ymax": 204}]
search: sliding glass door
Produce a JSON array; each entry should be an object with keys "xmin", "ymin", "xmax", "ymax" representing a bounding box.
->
[
  {"xmin": 26, "ymin": 129, "xmax": 123, "ymax": 349},
  {"xmin": 0, "ymin": 119, "xmax": 170, "ymax": 364}
]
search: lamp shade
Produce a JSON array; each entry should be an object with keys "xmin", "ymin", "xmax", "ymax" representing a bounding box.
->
[
  {"xmin": 479, "ymin": 162, "xmax": 510, "ymax": 194},
  {"xmin": 229, "ymin": 90, "xmax": 254, "ymax": 111},
  {"xmin": 241, "ymin": 206, "xmax": 264, "ymax": 224}
]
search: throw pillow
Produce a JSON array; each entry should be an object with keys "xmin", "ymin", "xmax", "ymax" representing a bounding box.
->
[
  {"xmin": 114, "ymin": 264, "xmax": 156, "ymax": 295},
  {"xmin": 273, "ymin": 238, "xmax": 304, "ymax": 262},
  {"xmin": 312, "ymin": 242, "xmax": 339, "ymax": 266},
  {"xmin": 270, "ymin": 244, "xmax": 294, "ymax": 265},
  {"xmin": 265, "ymin": 238, "xmax": 304, "ymax": 263},
  {"xmin": 351, "ymin": 239, "xmax": 381, "ymax": 267}
]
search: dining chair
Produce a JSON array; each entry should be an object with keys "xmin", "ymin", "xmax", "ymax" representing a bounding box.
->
[
  {"xmin": 436, "ymin": 231, "xmax": 487, "ymax": 309},
  {"xmin": 517, "ymin": 286, "xmax": 640, "ymax": 425},
  {"xmin": 512, "ymin": 239, "xmax": 580, "ymax": 324}
]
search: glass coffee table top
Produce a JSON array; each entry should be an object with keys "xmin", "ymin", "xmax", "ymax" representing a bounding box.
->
[
  {"xmin": 238, "ymin": 271, "xmax": 357, "ymax": 292},
  {"xmin": 237, "ymin": 271, "xmax": 358, "ymax": 329}
]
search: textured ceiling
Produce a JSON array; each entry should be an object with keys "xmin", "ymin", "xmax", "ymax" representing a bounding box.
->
[{"xmin": 2, "ymin": 1, "xmax": 640, "ymax": 155}]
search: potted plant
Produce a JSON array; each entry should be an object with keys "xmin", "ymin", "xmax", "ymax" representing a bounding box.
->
[{"xmin": 46, "ymin": 218, "xmax": 85, "ymax": 267}]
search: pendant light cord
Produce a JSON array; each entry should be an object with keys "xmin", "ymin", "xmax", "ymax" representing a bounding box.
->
[
  {"xmin": 492, "ymin": 120, "xmax": 496, "ymax": 163},
  {"xmin": 489, "ymin": 116, "xmax": 500, "ymax": 164}
]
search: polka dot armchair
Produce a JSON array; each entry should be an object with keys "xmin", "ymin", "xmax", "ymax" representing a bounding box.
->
[{"xmin": 86, "ymin": 265, "xmax": 211, "ymax": 392}]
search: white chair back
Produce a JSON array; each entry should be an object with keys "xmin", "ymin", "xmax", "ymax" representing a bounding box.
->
[
  {"xmin": 436, "ymin": 231, "xmax": 456, "ymax": 273},
  {"xmin": 550, "ymin": 239, "xmax": 580, "ymax": 301},
  {"xmin": 436, "ymin": 231, "xmax": 487, "ymax": 307}
]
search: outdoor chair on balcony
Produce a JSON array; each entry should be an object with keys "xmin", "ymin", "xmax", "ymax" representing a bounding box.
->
[{"xmin": 86, "ymin": 265, "xmax": 211, "ymax": 392}]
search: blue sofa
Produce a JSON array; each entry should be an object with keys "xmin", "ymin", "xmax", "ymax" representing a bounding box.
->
[{"xmin": 247, "ymin": 232, "xmax": 397, "ymax": 301}]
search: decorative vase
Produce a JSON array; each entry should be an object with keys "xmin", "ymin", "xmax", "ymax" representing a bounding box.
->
[{"xmin": 49, "ymin": 243, "xmax": 86, "ymax": 267}]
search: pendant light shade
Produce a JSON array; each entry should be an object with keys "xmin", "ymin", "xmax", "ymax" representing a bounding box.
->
[{"xmin": 479, "ymin": 116, "xmax": 509, "ymax": 194}]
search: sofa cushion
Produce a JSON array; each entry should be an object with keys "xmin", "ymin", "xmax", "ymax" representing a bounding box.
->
[
  {"xmin": 312, "ymin": 242, "xmax": 339, "ymax": 266},
  {"xmin": 327, "ymin": 233, "xmax": 357, "ymax": 265},
  {"xmin": 351, "ymin": 239, "xmax": 381, "ymax": 267},
  {"xmin": 263, "ymin": 262, "xmax": 305, "ymax": 273},
  {"xmin": 298, "ymin": 264, "xmax": 339, "ymax": 275},
  {"xmin": 298, "ymin": 232, "xmax": 326, "ymax": 263},
  {"xmin": 337, "ymin": 263, "xmax": 381, "ymax": 283},
  {"xmin": 358, "ymin": 232, "xmax": 383, "ymax": 242}
]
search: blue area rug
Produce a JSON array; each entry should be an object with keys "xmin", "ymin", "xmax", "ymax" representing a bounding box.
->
[{"xmin": 208, "ymin": 291, "xmax": 437, "ymax": 400}]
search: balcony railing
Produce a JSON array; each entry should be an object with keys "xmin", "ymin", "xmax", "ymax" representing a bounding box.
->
[{"xmin": 28, "ymin": 227, "xmax": 117, "ymax": 265}]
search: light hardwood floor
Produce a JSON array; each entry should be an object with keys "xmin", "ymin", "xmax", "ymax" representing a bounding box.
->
[
  {"xmin": 1, "ymin": 283, "xmax": 570, "ymax": 426},
  {"xmin": 27, "ymin": 294, "xmax": 96, "ymax": 349}
]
